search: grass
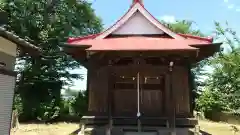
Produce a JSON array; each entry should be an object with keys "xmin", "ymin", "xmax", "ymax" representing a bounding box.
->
[{"xmin": 10, "ymin": 120, "xmax": 240, "ymax": 135}]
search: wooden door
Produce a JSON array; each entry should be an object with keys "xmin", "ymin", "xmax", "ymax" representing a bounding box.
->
[
  {"xmin": 113, "ymin": 71, "xmax": 137, "ymax": 116},
  {"xmin": 140, "ymin": 73, "xmax": 165, "ymax": 117},
  {"xmin": 113, "ymin": 68, "xmax": 165, "ymax": 117}
]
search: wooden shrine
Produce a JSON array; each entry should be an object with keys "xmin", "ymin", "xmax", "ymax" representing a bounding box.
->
[{"xmin": 61, "ymin": 0, "xmax": 221, "ymax": 130}]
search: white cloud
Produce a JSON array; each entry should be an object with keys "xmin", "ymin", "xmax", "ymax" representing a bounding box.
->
[
  {"xmin": 223, "ymin": 0, "xmax": 240, "ymax": 12},
  {"xmin": 160, "ymin": 15, "xmax": 176, "ymax": 23},
  {"xmin": 228, "ymin": 4, "xmax": 235, "ymax": 9},
  {"xmin": 224, "ymin": 0, "xmax": 229, "ymax": 3}
]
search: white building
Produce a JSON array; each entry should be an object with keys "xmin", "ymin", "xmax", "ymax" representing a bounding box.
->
[{"xmin": 0, "ymin": 24, "xmax": 39, "ymax": 135}]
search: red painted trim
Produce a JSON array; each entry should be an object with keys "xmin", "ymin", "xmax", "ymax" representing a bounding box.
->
[
  {"xmin": 178, "ymin": 33, "xmax": 213, "ymax": 43},
  {"xmin": 133, "ymin": 0, "xmax": 143, "ymax": 6},
  {"xmin": 67, "ymin": 33, "xmax": 213, "ymax": 44},
  {"xmin": 140, "ymin": 4, "xmax": 181, "ymax": 37},
  {"xmin": 67, "ymin": 3, "xmax": 136, "ymax": 43},
  {"xmin": 69, "ymin": 3, "xmax": 176, "ymax": 41},
  {"xmin": 67, "ymin": 33, "xmax": 100, "ymax": 43},
  {"xmin": 97, "ymin": 4, "xmax": 136, "ymax": 39},
  {"xmin": 67, "ymin": 2, "xmax": 213, "ymax": 43},
  {"xmin": 67, "ymin": 32, "xmax": 213, "ymax": 44},
  {"xmin": 133, "ymin": 0, "xmax": 141, "ymax": 3}
]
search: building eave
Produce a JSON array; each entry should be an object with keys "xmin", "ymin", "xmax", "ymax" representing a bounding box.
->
[
  {"xmin": 179, "ymin": 33, "xmax": 213, "ymax": 43},
  {"xmin": 0, "ymin": 27, "xmax": 41, "ymax": 54},
  {"xmin": 59, "ymin": 42, "xmax": 91, "ymax": 49}
]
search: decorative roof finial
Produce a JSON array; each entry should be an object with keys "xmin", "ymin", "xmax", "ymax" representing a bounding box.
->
[{"xmin": 133, "ymin": 0, "xmax": 143, "ymax": 5}]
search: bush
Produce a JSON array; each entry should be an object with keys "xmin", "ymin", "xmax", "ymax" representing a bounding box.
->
[
  {"xmin": 13, "ymin": 89, "xmax": 88, "ymax": 122},
  {"xmin": 71, "ymin": 90, "xmax": 88, "ymax": 116},
  {"xmin": 36, "ymin": 99, "xmax": 60, "ymax": 122},
  {"xmin": 196, "ymin": 88, "xmax": 229, "ymax": 119},
  {"xmin": 12, "ymin": 94, "xmax": 23, "ymax": 116},
  {"xmin": 59, "ymin": 90, "xmax": 88, "ymax": 117}
]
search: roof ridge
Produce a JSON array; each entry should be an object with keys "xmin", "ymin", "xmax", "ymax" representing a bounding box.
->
[
  {"xmin": 0, "ymin": 27, "xmax": 40, "ymax": 52},
  {"xmin": 178, "ymin": 33, "xmax": 213, "ymax": 42},
  {"xmin": 67, "ymin": 33, "xmax": 100, "ymax": 43}
]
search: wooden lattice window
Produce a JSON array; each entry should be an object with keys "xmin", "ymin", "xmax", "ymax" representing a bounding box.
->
[
  {"xmin": 115, "ymin": 57, "xmax": 133, "ymax": 66},
  {"xmin": 114, "ymin": 75, "xmax": 136, "ymax": 90},
  {"xmin": 141, "ymin": 76, "xmax": 164, "ymax": 90}
]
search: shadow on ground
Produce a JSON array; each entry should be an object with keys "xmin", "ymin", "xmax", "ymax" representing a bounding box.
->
[
  {"xmin": 200, "ymin": 130, "xmax": 212, "ymax": 135},
  {"xmin": 69, "ymin": 128, "xmax": 212, "ymax": 135},
  {"xmin": 69, "ymin": 128, "xmax": 80, "ymax": 135}
]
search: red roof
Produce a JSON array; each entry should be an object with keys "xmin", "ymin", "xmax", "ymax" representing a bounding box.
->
[
  {"xmin": 69, "ymin": 37, "xmax": 204, "ymax": 51},
  {"xmin": 66, "ymin": 1, "xmax": 215, "ymax": 52},
  {"xmin": 179, "ymin": 34, "xmax": 213, "ymax": 43},
  {"xmin": 68, "ymin": 33, "xmax": 212, "ymax": 44}
]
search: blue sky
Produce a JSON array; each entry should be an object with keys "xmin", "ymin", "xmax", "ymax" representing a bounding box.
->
[{"xmin": 67, "ymin": 0, "xmax": 240, "ymax": 90}]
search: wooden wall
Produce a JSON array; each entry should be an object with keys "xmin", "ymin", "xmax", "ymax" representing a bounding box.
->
[
  {"xmin": 87, "ymin": 65, "xmax": 191, "ymax": 117},
  {"xmin": 173, "ymin": 67, "xmax": 190, "ymax": 117},
  {"xmin": 88, "ymin": 67, "xmax": 108, "ymax": 115}
]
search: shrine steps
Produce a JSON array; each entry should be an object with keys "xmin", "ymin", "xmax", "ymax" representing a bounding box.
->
[
  {"xmin": 81, "ymin": 116, "xmax": 197, "ymax": 127},
  {"xmin": 83, "ymin": 126, "xmax": 195, "ymax": 135},
  {"xmin": 80, "ymin": 116, "xmax": 198, "ymax": 135}
]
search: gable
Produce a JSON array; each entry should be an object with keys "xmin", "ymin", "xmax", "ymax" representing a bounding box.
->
[
  {"xmin": 112, "ymin": 11, "xmax": 164, "ymax": 35},
  {"xmin": 96, "ymin": 3, "xmax": 184, "ymax": 39}
]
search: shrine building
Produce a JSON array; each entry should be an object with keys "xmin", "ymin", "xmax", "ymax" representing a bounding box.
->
[{"xmin": 61, "ymin": 0, "xmax": 221, "ymax": 134}]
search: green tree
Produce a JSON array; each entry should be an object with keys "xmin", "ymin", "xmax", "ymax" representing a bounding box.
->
[
  {"xmin": 60, "ymin": 89, "xmax": 88, "ymax": 117},
  {"xmin": 162, "ymin": 20, "xmax": 204, "ymax": 36},
  {"xmin": 197, "ymin": 22, "xmax": 240, "ymax": 118},
  {"xmin": 4, "ymin": 0, "xmax": 102, "ymax": 121}
]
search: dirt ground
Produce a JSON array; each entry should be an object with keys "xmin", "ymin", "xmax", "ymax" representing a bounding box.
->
[
  {"xmin": 10, "ymin": 120, "xmax": 240, "ymax": 135},
  {"xmin": 198, "ymin": 120, "xmax": 239, "ymax": 135},
  {"xmin": 10, "ymin": 123, "xmax": 79, "ymax": 135}
]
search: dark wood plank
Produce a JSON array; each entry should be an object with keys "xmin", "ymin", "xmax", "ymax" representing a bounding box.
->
[{"xmin": 0, "ymin": 68, "xmax": 17, "ymax": 77}]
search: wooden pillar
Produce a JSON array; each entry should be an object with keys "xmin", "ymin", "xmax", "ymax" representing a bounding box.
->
[
  {"xmin": 106, "ymin": 60, "xmax": 113, "ymax": 135},
  {"xmin": 86, "ymin": 66, "xmax": 91, "ymax": 114},
  {"xmin": 188, "ymin": 64, "xmax": 194, "ymax": 117},
  {"xmin": 168, "ymin": 61, "xmax": 176, "ymax": 135}
]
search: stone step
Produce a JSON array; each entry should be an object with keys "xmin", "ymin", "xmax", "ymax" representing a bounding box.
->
[
  {"xmin": 82, "ymin": 116, "xmax": 197, "ymax": 127},
  {"xmin": 83, "ymin": 126, "xmax": 195, "ymax": 135}
]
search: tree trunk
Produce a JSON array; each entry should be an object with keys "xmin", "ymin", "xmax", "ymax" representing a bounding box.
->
[{"xmin": 11, "ymin": 110, "xmax": 19, "ymax": 129}]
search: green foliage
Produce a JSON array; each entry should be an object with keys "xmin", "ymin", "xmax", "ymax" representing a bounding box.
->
[
  {"xmin": 196, "ymin": 88, "xmax": 229, "ymax": 119},
  {"xmin": 196, "ymin": 22, "xmax": 240, "ymax": 118},
  {"xmin": 3, "ymin": 0, "xmax": 102, "ymax": 121},
  {"xmin": 60, "ymin": 97, "xmax": 73, "ymax": 116},
  {"xmin": 12, "ymin": 94, "xmax": 23, "ymax": 115},
  {"xmin": 71, "ymin": 90, "xmax": 88, "ymax": 116},
  {"xmin": 37, "ymin": 99, "xmax": 61, "ymax": 122},
  {"xmin": 161, "ymin": 20, "xmax": 204, "ymax": 37},
  {"xmin": 59, "ymin": 90, "xmax": 87, "ymax": 118}
]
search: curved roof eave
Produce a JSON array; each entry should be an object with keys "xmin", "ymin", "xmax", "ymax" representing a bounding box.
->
[
  {"xmin": 67, "ymin": 1, "xmax": 215, "ymax": 44},
  {"xmin": 95, "ymin": 2, "xmax": 185, "ymax": 40}
]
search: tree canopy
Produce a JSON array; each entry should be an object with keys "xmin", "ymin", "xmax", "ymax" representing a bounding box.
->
[
  {"xmin": 196, "ymin": 22, "xmax": 240, "ymax": 118},
  {"xmin": 161, "ymin": 20, "xmax": 204, "ymax": 37},
  {"xmin": 3, "ymin": 0, "xmax": 102, "ymax": 121}
]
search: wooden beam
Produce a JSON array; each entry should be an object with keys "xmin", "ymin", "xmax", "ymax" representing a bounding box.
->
[
  {"xmin": 164, "ymin": 73, "xmax": 170, "ymax": 123},
  {"xmin": 86, "ymin": 67, "xmax": 91, "ymax": 114},
  {"xmin": 188, "ymin": 64, "xmax": 194, "ymax": 117},
  {"xmin": 107, "ymin": 60, "xmax": 113, "ymax": 135},
  {"xmin": 168, "ymin": 61, "xmax": 176, "ymax": 133}
]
